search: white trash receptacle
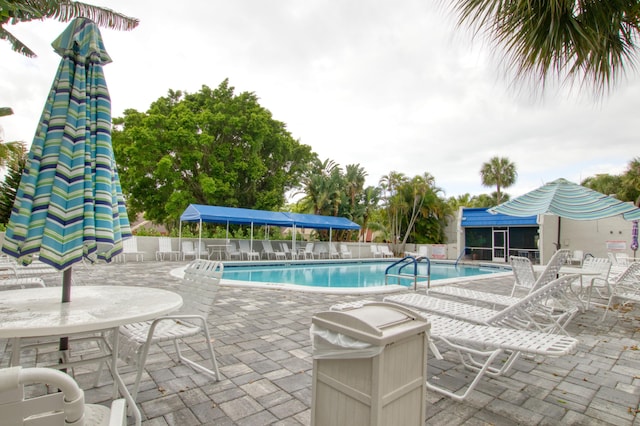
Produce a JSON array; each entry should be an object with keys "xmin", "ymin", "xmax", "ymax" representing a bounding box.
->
[{"xmin": 310, "ymin": 302, "xmax": 430, "ymax": 426}]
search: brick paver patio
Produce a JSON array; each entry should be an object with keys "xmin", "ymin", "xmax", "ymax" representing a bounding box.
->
[{"xmin": 2, "ymin": 260, "xmax": 639, "ymax": 425}]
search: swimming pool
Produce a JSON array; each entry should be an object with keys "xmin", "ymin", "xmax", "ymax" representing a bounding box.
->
[{"xmin": 221, "ymin": 260, "xmax": 510, "ymax": 290}]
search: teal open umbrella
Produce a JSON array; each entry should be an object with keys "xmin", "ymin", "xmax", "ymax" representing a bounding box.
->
[
  {"xmin": 1, "ymin": 18, "xmax": 131, "ymax": 302},
  {"xmin": 489, "ymin": 178, "xmax": 640, "ymax": 249}
]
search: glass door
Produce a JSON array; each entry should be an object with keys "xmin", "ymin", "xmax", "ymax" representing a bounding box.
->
[{"xmin": 492, "ymin": 230, "xmax": 507, "ymax": 262}]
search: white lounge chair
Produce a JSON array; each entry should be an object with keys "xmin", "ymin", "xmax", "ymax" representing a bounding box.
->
[
  {"xmin": 261, "ymin": 240, "xmax": 286, "ymax": 260},
  {"xmin": 600, "ymin": 262, "xmax": 640, "ymax": 321},
  {"xmin": 156, "ymin": 236, "xmax": 180, "ymax": 261},
  {"xmin": 328, "ymin": 243, "xmax": 341, "ymax": 259},
  {"xmin": 385, "ymin": 274, "xmax": 581, "ymax": 336},
  {"xmin": 0, "ymin": 366, "xmax": 127, "ymax": 425},
  {"xmin": 329, "ymin": 301, "xmax": 578, "ymax": 402},
  {"xmin": 405, "ymin": 245, "xmax": 428, "ymax": 258},
  {"xmin": 118, "ymin": 259, "xmax": 222, "ymax": 401},
  {"xmin": 339, "ymin": 244, "xmax": 352, "ymax": 259},
  {"xmin": 428, "ymin": 250, "xmax": 572, "ymax": 309},
  {"xmin": 370, "ymin": 245, "xmax": 383, "ymax": 258},
  {"xmin": 238, "ymin": 240, "xmax": 260, "ymax": 260},
  {"xmin": 181, "ymin": 240, "xmax": 208, "ymax": 260}
]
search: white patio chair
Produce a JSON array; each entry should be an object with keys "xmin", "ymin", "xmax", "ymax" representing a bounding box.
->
[
  {"xmin": 226, "ymin": 241, "xmax": 243, "ymax": 260},
  {"xmin": 513, "ymin": 249, "xmax": 570, "ymax": 296},
  {"xmin": 313, "ymin": 242, "xmax": 327, "ymax": 259},
  {"xmin": 121, "ymin": 237, "xmax": 144, "ymax": 262},
  {"xmin": 370, "ymin": 245, "xmax": 383, "ymax": 258},
  {"xmin": 339, "ymin": 244, "xmax": 352, "ymax": 259},
  {"xmin": 600, "ymin": 262, "xmax": 640, "ymax": 321},
  {"xmin": 405, "ymin": 245, "xmax": 428, "ymax": 258},
  {"xmin": 0, "ymin": 366, "xmax": 127, "ymax": 425},
  {"xmin": 155, "ymin": 237, "xmax": 180, "ymax": 261},
  {"xmin": 118, "ymin": 259, "xmax": 223, "ymax": 401},
  {"xmin": 378, "ymin": 245, "xmax": 394, "ymax": 258},
  {"xmin": 238, "ymin": 240, "xmax": 260, "ymax": 260},
  {"xmin": 280, "ymin": 243, "xmax": 299, "ymax": 260},
  {"xmin": 330, "ymin": 301, "xmax": 578, "ymax": 402},
  {"xmin": 302, "ymin": 242, "xmax": 315, "ymax": 259},
  {"xmin": 509, "ymin": 255, "xmax": 538, "ymax": 296},
  {"xmin": 428, "ymin": 250, "xmax": 578, "ymax": 314},
  {"xmin": 328, "ymin": 243, "xmax": 341, "ymax": 259},
  {"xmin": 261, "ymin": 240, "xmax": 285, "ymax": 260},
  {"xmin": 577, "ymin": 257, "xmax": 612, "ymax": 309},
  {"xmin": 386, "ymin": 274, "xmax": 581, "ymax": 336},
  {"xmin": 568, "ymin": 250, "xmax": 584, "ymax": 265},
  {"xmin": 181, "ymin": 240, "xmax": 208, "ymax": 260}
]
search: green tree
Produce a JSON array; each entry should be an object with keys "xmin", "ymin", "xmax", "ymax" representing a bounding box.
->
[
  {"xmin": 449, "ymin": 0, "xmax": 640, "ymax": 93},
  {"xmin": 112, "ymin": 80, "xmax": 315, "ymax": 227},
  {"xmin": 1, "ymin": 0, "xmax": 138, "ymax": 57},
  {"xmin": 0, "ymin": 141, "xmax": 27, "ymax": 224},
  {"xmin": 480, "ymin": 156, "xmax": 517, "ymax": 205},
  {"xmin": 581, "ymin": 174, "xmax": 623, "ymax": 198},
  {"xmin": 0, "ymin": 107, "xmax": 24, "ymax": 168},
  {"xmin": 379, "ymin": 171, "xmax": 449, "ymax": 253},
  {"xmin": 620, "ymin": 157, "xmax": 640, "ymax": 205}
]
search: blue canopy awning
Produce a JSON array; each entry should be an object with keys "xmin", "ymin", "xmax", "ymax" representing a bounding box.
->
[
  {"xmin": 461, "ymin": 207, "xmax": 538, "ymax": 227},
  {"xmin": 180, "ymin": 204, "xmax": 360, "ymax": 230}
]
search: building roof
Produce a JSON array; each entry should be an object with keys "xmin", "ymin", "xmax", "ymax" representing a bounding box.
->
[{"xmin": 461, "ymin": 207, "xmax": 538, "ymax": 227}]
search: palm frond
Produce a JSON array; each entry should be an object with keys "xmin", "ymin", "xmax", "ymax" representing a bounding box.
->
[
  {"xmin": 0, "ymin": 26, "xmax": 37, "ymax": 57},
  {"xmin": 451, "ymin": 0, "xmax": 640, "ymax": 95}
]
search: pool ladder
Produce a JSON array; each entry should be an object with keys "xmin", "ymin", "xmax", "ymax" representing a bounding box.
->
[{"xmin": 385, "ymin": 256, "xmax": 431, "ymax": 291}]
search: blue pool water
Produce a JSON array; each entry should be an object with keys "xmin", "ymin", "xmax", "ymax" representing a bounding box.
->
[{"xmin": 222, "ymin": 261, "xmax": 507, "ymax": 289}]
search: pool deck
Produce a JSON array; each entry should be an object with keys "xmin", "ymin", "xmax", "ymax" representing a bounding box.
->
[{"xmin": 2, "ymin": 259, "xmax": 639, "ymax": 425}]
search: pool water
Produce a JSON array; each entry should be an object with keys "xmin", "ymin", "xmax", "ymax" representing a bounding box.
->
[{"xmin": 222, "ymin": 261, "xmax": 506, "ymax": 288}]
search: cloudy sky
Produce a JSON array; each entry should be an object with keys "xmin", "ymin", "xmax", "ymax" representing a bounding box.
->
[{"xmin": 1, "ymin": 0, "xmax": 638, "ymax": 200}]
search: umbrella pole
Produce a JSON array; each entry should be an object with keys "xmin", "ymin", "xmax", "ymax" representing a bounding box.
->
[{"xmin": 60, "ymin": 267, "xmax": 72, "ymax": 371}]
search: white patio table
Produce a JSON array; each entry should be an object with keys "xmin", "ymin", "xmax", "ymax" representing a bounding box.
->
[{"xmin": 0, "ymin": 285, "xmax": 183, "ymax": 426}]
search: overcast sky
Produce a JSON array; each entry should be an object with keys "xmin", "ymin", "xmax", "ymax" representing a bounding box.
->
[{"xmin": 1, "ymin": 0, "xmax": 638, "ymax": 201}]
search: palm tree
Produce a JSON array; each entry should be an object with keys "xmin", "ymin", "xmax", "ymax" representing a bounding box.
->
[
  {"xmin": 1, "ymin": 0, "xmax": 138, "ymax": 57},
  {"xmin": 449, "ymin": 0, "xmax": 640, "ymax": 94},
  {"xmin": 479, "ymin": 156, "xmax": 517, "ymax": 205},
  {"xmin": 0, "ymin": 107, "xmax": 25, "ymax": 168}
]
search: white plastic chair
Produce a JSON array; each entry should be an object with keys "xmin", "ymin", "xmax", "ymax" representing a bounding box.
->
[
  {"xmin": 378, "ymin": 245, "xmax": 394, "ymax": 258},
  {"xmin": 261, "ymin": 241, "xmax": 285, "ymax": 260},
  {"xmin": 302, "ymin": 242, "xmax": 315, "ymax": 259},
  {"xmin": 237, "ymin": 240, "xmax": 260, "ymax": 260},
  {"xmin": 121, "ymin": 237, "xmax": 144, "ymax": 262},
  {"xmin": 339, "ymin": 244, "xmax": 352, "ymax": 259},
  {"xmin": 155, "ymin": 237, "xmax": 180, "ymax": 261},
  {"xmin": 118, "ymin": 259, "xmax": 223, "ymax": 401},
  {"xmin": 328, "ymin": 243, "xmax": 341, "ymax": 259},
  {"xmin": 370, "ymin": 245, "xmax": 383, "ymax": 258},
  {"xmin": 280, "ymin": 243, "xmax": 298, "ymax": 259},
  {"xmin": 181, "ymin": 240, "xmax": 208, "ymax": 260},
  {"xmin": 0, "ymin": 366, "xmax": 127, "ymax": 425},
  {"xmin": 601, "ymin": 262, "xmax": 640, "ymax": 321}
]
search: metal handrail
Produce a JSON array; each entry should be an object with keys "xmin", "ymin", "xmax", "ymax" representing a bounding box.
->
[{"xmin": 385, "ymin": 256, "xmax": 431, "ymax": 290}]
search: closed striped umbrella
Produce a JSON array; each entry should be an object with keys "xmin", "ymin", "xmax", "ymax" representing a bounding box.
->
[
  {"xmin": 489, "ymin": 178, "xmax": 640, "ymax": 220},
  {"xmin": 1, "ymin": 18, "xmax": 131, "ymax": 301}
]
